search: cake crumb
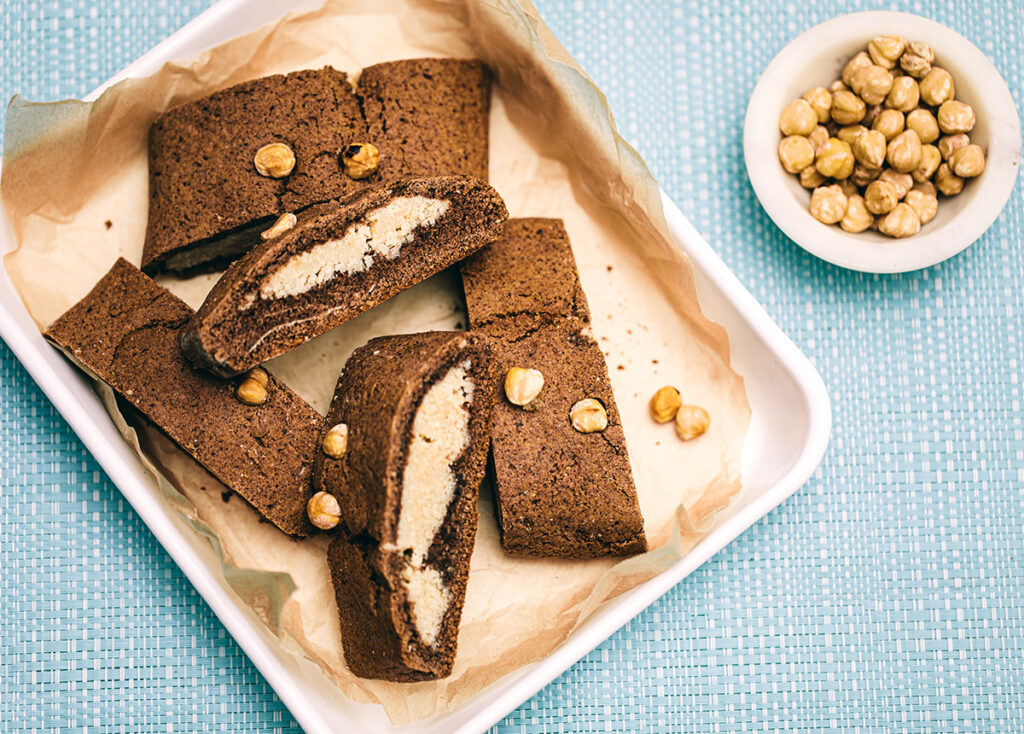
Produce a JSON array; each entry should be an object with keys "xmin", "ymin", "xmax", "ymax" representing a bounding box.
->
[
  {"xmin": 104, "ymin": 220, "xmax": 113, "ymax": 229},
  {"xmin": 606, "ymin": 265, "xmax": 613, "ymax": 272},
  {"xmin": 616, "ymin": 364, "xmax": 625, "ymax": 370},
  {"xmin": 652, "ymin": 359, "xmax": 659, "ymax": 365},
  {"xmin": 221, "ymin": 491, "xmax": 232, "ymax": 503}
]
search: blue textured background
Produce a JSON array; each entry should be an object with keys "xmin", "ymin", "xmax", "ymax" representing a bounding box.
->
[{"xmin": 3, "ymin": 0, "xmax": 1022, "ymax": 731}]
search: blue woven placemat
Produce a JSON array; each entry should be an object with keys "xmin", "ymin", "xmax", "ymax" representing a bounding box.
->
[{"xmin": 3, "ymin": 1, "xmax": 1022, "ymax": 731}]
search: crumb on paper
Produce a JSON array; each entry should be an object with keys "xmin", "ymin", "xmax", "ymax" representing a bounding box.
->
[{"xmin": 104, "ymin": 220, "xmax": 113, "ymax": 229}]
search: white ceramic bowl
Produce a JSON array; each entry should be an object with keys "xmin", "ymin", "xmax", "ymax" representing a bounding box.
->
[{"xmin": 744, "ymin": 11, "xmax": 1021, "ymax": 273}]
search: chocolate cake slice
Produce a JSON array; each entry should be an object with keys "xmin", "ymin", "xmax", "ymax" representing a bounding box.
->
[
  {"xmin": 142, "ymin": 67, "xmax": 368, "ymax": 274},
  {"xmin": 45, "ymin": 258, "xmax": 322, "ymax": 536},
  {"xmin": 180, "ymin": 176, "xmax": 508, "ymax": 377},
  {"xmin": 460, "ymin": 219, "xmax": 647, "ymax": 558},
  {"xmin": 313, "ymin": 331, "xmax": 496, "ymax": 681},
  {"xmin": 358, "ymin": 58, "xmax": 490, "ymax": 182}
]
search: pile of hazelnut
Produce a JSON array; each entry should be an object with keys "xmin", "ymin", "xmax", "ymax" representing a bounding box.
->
[{"xmin": 777, "ymin": 37, "xmax": 985, "ymax": 238}]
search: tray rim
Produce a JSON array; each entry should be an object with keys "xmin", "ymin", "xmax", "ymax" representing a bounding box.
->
[{"xmin": 0, "ymin": 1, "xmax": 832, "ymax": 731}]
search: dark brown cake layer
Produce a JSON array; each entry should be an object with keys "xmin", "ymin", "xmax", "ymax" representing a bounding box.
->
[
  {"xmin": 486, "ymin": 318, "xmax": 646, "ymax": 557},
  {"xmin": 317, "ymin": 331, "xmax": 496, "ymax": 681},
  {"xmin": 358, "ymin": 59, "xmax": 490, "ymax": 183},
  {"xmin": 143, "ymin": 67, "xmax": 368, "ymax": 274},
  {"xmin": 44, "ymin": 258, "xmax": 322, "ymax": 536},
  {"xmin": 181, "ymin": 176, "xmax": 508, "ymax": 377},
  {"xmin": 460, "ymin": 218, "xmax": 590, "ymax": 326},
  {"xmin": 459, "ymin": 218, "xmax": 647, "ymax": 558}
]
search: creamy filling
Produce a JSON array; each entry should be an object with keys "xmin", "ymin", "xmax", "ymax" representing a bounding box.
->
[
  {"xmin": 394, "ymin": 359, "xmax": 473, "ymax": 647},
  {"xmin": 260, "ymin": 196, "xmax": 450, "ymax": 300}
]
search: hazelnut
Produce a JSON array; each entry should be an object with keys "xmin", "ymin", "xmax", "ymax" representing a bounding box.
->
[
  {"xmin": 341, "ymin": 142, "xmax": 380, "ymax": 180},
  {"xmin": 809, "ymin": 125, "xmax": 830, "ymax": 155},
  {"xmin": 809, "ymin": 185, "xmax": 848, "ymax": 224},
  {"xmin": 799, "ymin": 165, "xmax": 828, "ymax": 189},
  {"xmin": 913, "ymin": 180, "xmax": 937, "ymax": 197},
  {"xmin": 779, "ymin": 99, "xmax": 817, "ymax": 136},
  {"xmin": 778, "ymin": 136, "xmax": 815, "ymax": 173},
  {"xmin": 863, "ymin": 104, "xmax": 884, "ymax": 128},
  {"xmin": 864, "ymin": 179, "xmax": 899, "ymax": 215},
  {"xmin": 837, "ymin": 125, "xmax": 868, "ymax": 146},
  {"xmin": 246, "ymin": 367, "xmax": 270, "ymax": 388},
  {"xmin": 253, "ymin": 142, "xmax": 296, "ymax": 178},
  {"xmin": 570, "ymin": 398, "xmax": 608, "ymax": 434},
  {"xmin": 885, "ymin": 76, "xmax": 920, "ymax": 112},
  {"xmin": 307, "ymin": 491, "xmax": 341, "ymax": 531},
  {"xmin": 840, "ymin": 194, "xmax": 874, "ymax": 233},
  {"xmin": 938, "ymin": 133, "xmax": 970, "ymax": 161},
  {"xmin": 851, "ymin": 164, "xmax": 882, "ymax": 188},
  {"xmin": 261, "ymin": 212, "xmax": 297, "ymax": 241},
  {"xmin": 904, "ymin": 189, "xmax": 939, "ymax": 225},
  {"xmin": 831, "ymin": 90, "xmax": 867, "ymax": 126},
  {"xmin": 912, "ymin": 145, "xmax": 942, "ymax": 183},
  {"xmin": 878, "ymin": 168, "xmax": 913, "ymax": 200},
  {"xmin": 919, "ymin": 67, "xmax": 955, "ymax": 106},
  {"xmin": 853, "ymin": 129, "xmax": 887, "ymax": 169},
  {"xmin": 837, "ymin": 179, "xmax": 859, "ymax": 199},
  {"xmin": 949, "ymin": 144, "xmax": 986, "ymax": 178},
  {"xmin": 504, "ymin": 367, "xmax": 545, "ymax": 407},
  {"xmin": 937, "ymin": 100, "xmax": 977, "ymax": 135},
  {"xmin": 321, "ymin": 423, "xmax": 349, "ymax": 459},
  {"xmin": 649, "ymin": 386, "xmax": 682, "ymax": 424},
  {"xmin": 878, "ymin": 202, "xmax": 921, "ymax": 238},
  {"xmin": 935, "ymin": 163, "xmax": 964, "ymax": 196},
  {"xmin": 868, "ymin": 36, "xmax": 906, "ymax": 69},
  {"xmin": 900, "ymin": 41, "xmax": 934, "ymax": 78},
  {"xmin": 829, "ymin": 79, "xmax": 849, "ymax": 94},
  {"xmin": 852, "ymin": 65, "xmax": 893, "ymax": 106},
  {"xmin": 842, "ymin": 51, "xmax": 873, "ymax": 87},
  {"xmin": 906, "ymin": 109, "xmax": 940, "ymax": 144},
  {"xmin": 802, "ymin": 87, "xmax": 833, "ymax": 124},
  {"xmin": 815, "ymin": 138, "xmax": 854, "ymax": 179},
  {"xmin": 674, "ymin": 405, "xmax": 710, "ymax": 441},
  {"xmin": 872, "ymin": 109, "xmax": 905, "ymax": 141},
  {"xmin": 236, "ymin": 377, "xmax": 268, "ymax": 406},
  {"xmin": 887, "ymin": 129, "xmax": 923, "ymax": 173}
]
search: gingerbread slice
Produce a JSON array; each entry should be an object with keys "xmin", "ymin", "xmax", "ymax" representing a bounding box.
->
[
  {"xmin": 313, "ymin": 331, "xmax": 495, "ymax": 681},
  {"xmin": 180, "ymin": 176, "xmax": 507, "ymax": 377},
  {"xmin": 143, "ymin": 67, "xmax": 368, "ymax": 274},
  {"xmin": 459, "ymin": 218, "xmax": 647, "ymax": 558},
  {"xmin": 44, "ymin": 258, "xmax": 322, "ymax": 536}
]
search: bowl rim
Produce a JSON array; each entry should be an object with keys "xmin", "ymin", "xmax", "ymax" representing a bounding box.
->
[{"xmin": 743, "ymin": 10, "xmax": 1022, "ymax": 273}]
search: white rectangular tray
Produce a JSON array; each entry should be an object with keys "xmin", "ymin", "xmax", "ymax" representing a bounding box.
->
[{"xmin": 0, "ymin": 1, "xmax": 831, "ymax": 731}]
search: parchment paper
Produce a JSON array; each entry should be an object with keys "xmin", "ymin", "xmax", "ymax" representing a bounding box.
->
[{"xmin": 2, "ymin": 0, "xmax": 751, "ymax": 724}]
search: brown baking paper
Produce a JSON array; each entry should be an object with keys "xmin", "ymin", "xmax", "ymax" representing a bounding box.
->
[{"xmin": 2, "ymin": 0, "xmax": 750, "ymax": 724}]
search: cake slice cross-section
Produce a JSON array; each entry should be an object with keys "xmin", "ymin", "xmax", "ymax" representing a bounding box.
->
[
  {"xmin": 180, "ymin": 175, "xmax": 508, "ymax": 377},
  {"xmin": 44, "ymin": 258, "xmax": 323, "ymax": 536},
  {"xmin": 460, "ymin": 218, "xmax": 647, "ymax": 558},
  {"xmin": 313, "ymin": 331, "xmax": 496, "ymax": 681}
]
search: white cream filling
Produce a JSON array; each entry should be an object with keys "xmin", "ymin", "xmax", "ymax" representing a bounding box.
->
[
  {"xmin": 394, "ymin": 359, "xmax": 473, "ymax": 647},
  {"xmin": 260, "ymin": 196, "xmax": 450, "ymax": 300}
]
